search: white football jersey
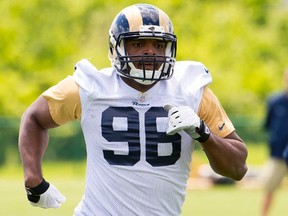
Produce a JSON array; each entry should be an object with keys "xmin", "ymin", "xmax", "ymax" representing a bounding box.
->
[{"xmin": 72, "ymin": 59, "xmax": 212, "ymax": 216}]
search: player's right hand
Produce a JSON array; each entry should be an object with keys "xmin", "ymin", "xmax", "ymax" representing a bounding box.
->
[{"xmin": 25, "ymin": 179, "xmax": 66, "ymax": 209}]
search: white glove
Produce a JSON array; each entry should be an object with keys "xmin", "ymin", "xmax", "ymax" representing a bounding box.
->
[
  {"xmin": 25, "ymin": 179, "xmax": 66, "ymax": 209},
  {"xmin": 164, "ymin": 105, "xmax": 210, "ymax": 142}
]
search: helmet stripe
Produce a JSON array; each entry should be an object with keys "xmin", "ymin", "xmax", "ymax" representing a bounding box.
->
[
  {"xmin": 158, "ymin": 10, "xmax": 173, "ymax": 33},
  {"xmin": 124, "ymin": 5, "xmax": 143, "ymax": 32},
  {"xmin": 136, "ymin": 4, "xmax": 160, "ymax": 26},
  {"xmin": 114, "ymin": 13, "xmax": 130, "ymax": 35}
]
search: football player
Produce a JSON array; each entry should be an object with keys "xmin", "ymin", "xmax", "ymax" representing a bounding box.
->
[{"xmin": 18, "ymin": 4, "xmax": 248, "ymax": 215}]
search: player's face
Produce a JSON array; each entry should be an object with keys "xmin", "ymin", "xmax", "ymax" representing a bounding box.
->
[{"xmin": 125, "ymin": 39, "xmax": 166, "ymax": 70}]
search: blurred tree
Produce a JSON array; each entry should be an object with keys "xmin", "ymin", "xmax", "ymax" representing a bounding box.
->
[
  {"xmin": 0, "ymin": 0, "xmax": 287, "ymax": 118},
  {"xmin": 1, "ymin": 0, "xmax": 288, "ymax": 163}
]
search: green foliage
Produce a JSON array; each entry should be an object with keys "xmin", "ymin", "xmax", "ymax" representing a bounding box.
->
[
  {"xmin": 2, "ymin": 0, "xmax": 286, "ymax": 165},
  {"xmin": 0, "ymin": 118, "xmax": 86, "ymax": 165},
  {"xmin": 0, "ymin": 117, "xmax": 20, "ymax": 164},
  {"xmin": 1, "ymin": 0, "xmax": 288, "ymax": 117},
  {"xmin": 1, "ymin": 0, "xmax": 284, "ymax": 163}
]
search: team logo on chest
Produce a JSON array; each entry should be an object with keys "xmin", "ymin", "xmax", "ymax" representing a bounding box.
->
[{"xmin": 132, "ymin": 93, "xmax": 150, "ymax": 106}]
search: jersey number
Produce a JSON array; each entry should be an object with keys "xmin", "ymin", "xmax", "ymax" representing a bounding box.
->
[{"xmin": 101, "ymin": 107, "xmax": 181, "ymax": 167}]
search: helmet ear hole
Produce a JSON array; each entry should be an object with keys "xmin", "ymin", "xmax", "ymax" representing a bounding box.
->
[{"xmin": 108, "ymin": 4, "xmax": 177, "ymax": 83}]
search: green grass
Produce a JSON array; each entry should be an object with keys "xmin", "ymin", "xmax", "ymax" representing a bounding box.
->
[
  {"xmin": 1, "ymin": 144, "xmax": 287, "ymax": 216},
  {"xmin": 182, "ymin": 187, "xmax": 287, "ymax": 216},
  {"xmin": 0, "ymin": 163, "xmax": 85, "ymax": 216}
]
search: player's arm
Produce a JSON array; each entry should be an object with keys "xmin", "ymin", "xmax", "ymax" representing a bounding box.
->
[
  {"xmin": 200, "ymin": 129, "xmax": 247, "ymax": 181},
  {"xmin": 196, "ymin": 87, "xmax": 247, "ymax": 181},
  {"xmin": 165, "ymin": 87, "xmax": 248, "ymax": 181},
  {"xmin": 19, "ymin": 96, "xmax": 58, "ymax": 188},
  {"xmin": 19, "ymin": 96, "xmax": 66, "ymax": 208},
  {"xmin": 18, "ymin": 76, "xmax": 80, "ymax": 208}
]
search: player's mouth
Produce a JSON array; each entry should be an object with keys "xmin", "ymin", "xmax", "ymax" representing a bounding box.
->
[
  {"xmin": 138, "ymin": 58, "xmax": 162, "ymax": 70},
  {"xmin": 141, "ymin": 62, "xmax": 157, "ymax": 70}
]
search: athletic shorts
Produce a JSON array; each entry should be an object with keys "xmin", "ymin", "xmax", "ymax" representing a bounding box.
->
[{"xmin": 260, "ymin": 158, "xmax": 287, "ymax": 192}]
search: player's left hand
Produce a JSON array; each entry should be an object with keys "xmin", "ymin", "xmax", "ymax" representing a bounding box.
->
[{"xmin": 164, "ymin": 105, "xmax": 210, "ymax": 142}]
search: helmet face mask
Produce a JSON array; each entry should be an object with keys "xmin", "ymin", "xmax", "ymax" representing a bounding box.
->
[{"xmin": 109, "ymin": 4, "xmax": 177, "ymax": 85}]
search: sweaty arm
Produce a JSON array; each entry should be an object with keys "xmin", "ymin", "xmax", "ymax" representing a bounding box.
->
[
  {"xmin": 18, "ymin": 76, "xmax": 81, "ymax": 188},
  {"xmin": 197, "ymin": 87, "xmax": 248, "ymax": 180}
]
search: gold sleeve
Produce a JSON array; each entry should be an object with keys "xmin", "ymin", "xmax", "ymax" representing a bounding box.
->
[
  {"xmin": 42, "ymin": 76, "xmax": 81, "ymax": 125},
  {"xmin": 198, "ymin": 86, "xmax": 235, "ymax": 137}
]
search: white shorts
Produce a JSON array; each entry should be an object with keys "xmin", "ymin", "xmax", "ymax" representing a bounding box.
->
[{"xmin": 260, "ymin": 158, "xmax": 287, "ymax": 192}]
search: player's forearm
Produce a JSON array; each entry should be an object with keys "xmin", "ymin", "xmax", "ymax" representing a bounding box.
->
[
  {"xmin": 200, "ymin": 133, "xmax": 248, "ymax": 181},
  {"xmin": 18, "ymin": 111, "xmax": 49, "ymax": 188}
]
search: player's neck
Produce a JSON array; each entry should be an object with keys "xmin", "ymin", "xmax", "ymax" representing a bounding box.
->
[{"xmin": 120, "ymin": 77, "xmax": 158, "ymax": 93}]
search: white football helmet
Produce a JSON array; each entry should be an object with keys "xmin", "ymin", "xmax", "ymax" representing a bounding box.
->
[{"xmin": 109, "ymin": 4, "xmax": 177, "ymax": 85}]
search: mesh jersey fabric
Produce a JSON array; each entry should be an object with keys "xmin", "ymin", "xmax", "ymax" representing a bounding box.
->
[{"xmin": 43, "ymin": 59, "xmax": 235, "ymax": 215}]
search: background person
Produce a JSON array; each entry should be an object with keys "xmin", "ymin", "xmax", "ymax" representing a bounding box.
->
[{"xmin": 261, "ymin": 69, "xmax": 288, "ymax": 216}]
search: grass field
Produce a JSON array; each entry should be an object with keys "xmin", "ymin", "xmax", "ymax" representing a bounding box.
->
[{"xmin": 1, "ymin": 144, "xmax": 287, "ymax": 216}]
